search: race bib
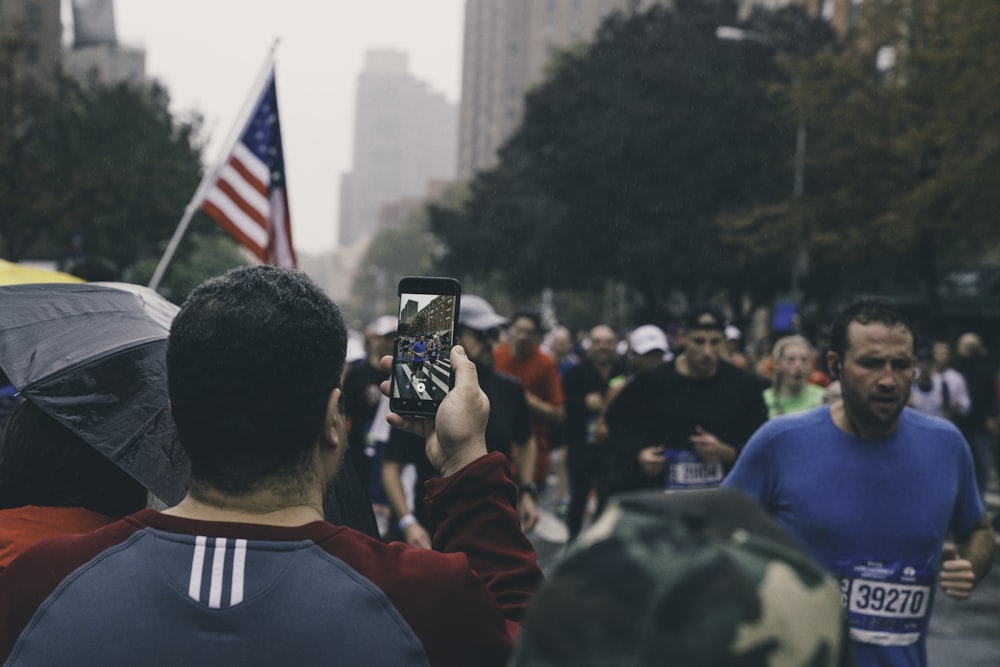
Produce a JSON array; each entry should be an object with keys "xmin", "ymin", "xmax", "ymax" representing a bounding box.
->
[
  {"xmin": 833, "ymin": 558, "xmax": 933, "ymax": 646},
  {"xmin": 664, "ymin": 449, "xmax": 724, "ymax": 490}
]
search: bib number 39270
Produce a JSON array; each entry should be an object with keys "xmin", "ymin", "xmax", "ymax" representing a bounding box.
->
[{"xmin": 834, "ymin": 559, "xmax": 933, "ymax": 647}]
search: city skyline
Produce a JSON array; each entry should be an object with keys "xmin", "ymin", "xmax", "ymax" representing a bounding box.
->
[{"xmin": 107, "ymin": 0, "xmax": 464, "ymax": 254}]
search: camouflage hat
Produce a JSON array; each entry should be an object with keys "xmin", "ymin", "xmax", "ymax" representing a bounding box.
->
[{"xmin": 511, "ymin": 489, "xmax": 850, "ymax": 667}]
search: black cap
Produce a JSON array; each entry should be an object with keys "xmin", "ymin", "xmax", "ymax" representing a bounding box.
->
[{"xmin": 682, "ymin": 303, "xmax": 727, "ymax": 332}]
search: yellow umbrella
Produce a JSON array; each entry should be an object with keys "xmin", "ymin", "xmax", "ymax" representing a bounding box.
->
[{"xmin": 0, "ymin": 259, "xmax": 84, "ymax": 285}]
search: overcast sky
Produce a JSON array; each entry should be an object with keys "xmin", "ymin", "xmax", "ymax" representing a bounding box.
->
[{"xmin": 107, "ymin": 0, "xmax": 465, "ymax": 253}]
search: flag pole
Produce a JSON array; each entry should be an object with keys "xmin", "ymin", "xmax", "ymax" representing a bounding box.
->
[{"xmin": 148, "ymin": 39, "xmax": 281, "ymax": 292}]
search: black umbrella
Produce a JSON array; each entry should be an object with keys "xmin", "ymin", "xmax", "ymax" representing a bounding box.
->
[
  {"xmin": 0, "ymin": 282, "xmax": 188, "ymax": 504},
  {"xmin": 0, "ymin": 282, "xmax": 380, "ymax": 538}
]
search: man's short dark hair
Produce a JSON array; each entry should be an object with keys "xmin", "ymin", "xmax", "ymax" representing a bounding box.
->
[
  {"xmin": 829, "ymin": 297, "xmax": 914, "ymax": 359},
  {"xmin": 511, "ymin": 308, "xmax": 543, "ymax": 334},
  {"xmin": 167, "ymin": 266, "xmax": 347, "ymax": 496}
]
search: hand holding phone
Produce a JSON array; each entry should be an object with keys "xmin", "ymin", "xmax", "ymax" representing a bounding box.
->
[
  {"xmin": 383, "ymin": 345, "xmax": 489, "ymax": 476},
  {"xmin": 389, "ymin": 276, "xmax": 461, "ymax": 416}
]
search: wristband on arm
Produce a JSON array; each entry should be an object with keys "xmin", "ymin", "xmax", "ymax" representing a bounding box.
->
[{"xmin": 398, "ymin": 513, "xmax": 418, "ymax": 531}]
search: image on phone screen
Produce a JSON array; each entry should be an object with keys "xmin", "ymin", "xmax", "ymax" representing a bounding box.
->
[{"xmin": 390, "ymin": 278, "xmax": 460, "ymax": 415}]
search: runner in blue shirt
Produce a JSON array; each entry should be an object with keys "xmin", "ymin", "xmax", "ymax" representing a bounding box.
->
[{"xmin": 723, "ymin": 297, "xmax": 994, "ymax": 667}]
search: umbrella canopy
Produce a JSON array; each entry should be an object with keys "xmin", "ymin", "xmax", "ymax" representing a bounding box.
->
[
  {"xmin": 0, "ymin": 259, "xmax": 84, "ymax": 285},
  {"xmin": 0, "ymin": 282, "xmax": 381, "ymax": 537},
  {"xmin": 0, "ymin": 282, "xmax": 188, "ymax": 504}
]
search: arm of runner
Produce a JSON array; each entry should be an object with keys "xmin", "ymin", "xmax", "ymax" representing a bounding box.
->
[
  {"xmin": 511, "ymin": 435, "xmax": 539, "ymax": 532},
  {"xmin": 524, "ymin": 390, "xmax": 564, "ymax": 423},
  {"xmin": 689, "ymin": 426, "xmax": 737, "ymax": 465},
  {"xmin": 381, "ymin": 460, "xmax": 431, "ymax": 549},
  {"xmin": 940, "ymin": 515, "xmax": 995, "ymax": 600},
  {"xmin": 638, "ymin": 445, "xmax": 666, "ymax": 477}
]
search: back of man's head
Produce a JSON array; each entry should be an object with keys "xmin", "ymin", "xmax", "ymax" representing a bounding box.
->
[
  {"xmin": 167, "ymin": 266, "xmax": 347, "ymax": 495},
  {"xmin": 512, "ymin": 489, "xmax": 851, "ymax": 667}
]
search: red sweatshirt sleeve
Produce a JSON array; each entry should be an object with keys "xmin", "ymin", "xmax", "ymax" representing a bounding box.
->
[{"xmin": 425, "ymin": 452, "xmax": 544, "ymax": 634}]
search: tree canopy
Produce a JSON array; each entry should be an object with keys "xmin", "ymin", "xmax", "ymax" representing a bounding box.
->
[
  {"xmin": 774, "ymin": 0, "xmax": 1000, "ymax": 309},
  {"xmin": 430, "ymin": 0, "xmax": 1000, "ymax": 327},
  {"xmin": 0, "ymin": 45, "xmax": 248, "ymax": 300},
  {"xmin": 431, "ymin": 1, "xmax": 832, "ymax": 322}
]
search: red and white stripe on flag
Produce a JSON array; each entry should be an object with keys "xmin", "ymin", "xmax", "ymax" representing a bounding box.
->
[{"xmin": 201, "ymin": 72, "xmax": 297, "ymax": 268}]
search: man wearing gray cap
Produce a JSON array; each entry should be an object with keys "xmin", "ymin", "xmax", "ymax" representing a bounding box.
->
[{"xmin": 383, "ymin": 295, "xmax": 539, "ymax": 540}]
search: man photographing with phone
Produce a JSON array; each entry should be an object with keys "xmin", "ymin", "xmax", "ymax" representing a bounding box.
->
[{"xmin": 0, "ymin": 266, "xmax": 542, "ymax": 666}]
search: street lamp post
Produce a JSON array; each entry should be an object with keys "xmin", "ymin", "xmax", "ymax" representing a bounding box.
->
[{"xmin": 716, "ymin": 25, "xmax": 807, "ymax": 302}]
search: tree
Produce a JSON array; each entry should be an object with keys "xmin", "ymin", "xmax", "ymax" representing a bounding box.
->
[
  {"xmin": 431, "ymin": 1, "xmax": 825, "ymax": 322},
  {"xmin": 0, "ymin": 27, "xmax": 59, "ymax": 262},
  {"xmin": 129, "ymin": 218, "xmax": 251, "ymax": 303},
  {"xmin": 0, "ymin": 61, "xmax": 208, "ymax": 278},
  {"xmin": 349, "ymin": 188, "xmax": 460, "ymax": 323},
  {"xmin": 752, "ymin": 0, "xmax": 1000, "ymax": 310}
]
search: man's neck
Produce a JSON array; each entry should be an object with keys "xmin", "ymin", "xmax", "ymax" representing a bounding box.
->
[
  {"xmin": 830, "ymin": 401, "xmax": 898, "ymax": 440},
  {"xmin": 163, "ymin": 487, "xmax": 325, "ymax": 527},
  {"xmin": 591, "ymin": 357, "xmax": 613, "ymax": 378},
  {"xmin": 778, "ymin": 384, "xmax": 805, "ymax": 400}
]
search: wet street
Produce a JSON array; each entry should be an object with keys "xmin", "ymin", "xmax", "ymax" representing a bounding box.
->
[{"xmin": 926, "ymin": 485, "xmax": 1000, "ymax": 667}]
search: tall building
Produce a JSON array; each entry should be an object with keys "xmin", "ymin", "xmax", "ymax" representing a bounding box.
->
[
  {"xmin": 738, "ymin": 0, "xmax": 861, "ymax": 37},
  {"xmin": 457, "ymin": 0, "xmax": 859, "ymax": 181},
  {"xmin": 63, "ymin": 43, "xmax": 145, "ymax": 85},
  {"xmin": 338, "ymin": 50, "xmax": 457, "ymax": 247},
  {"xmin": 0, "ymin": 0, "xmax": 62, "ymax": 80},
  {"xmin": 457, "ymin": 0, "xmax": 666, "ymax": 180},
  {"xmin": 63, "ymin": 0, "xmax": 146, "ymax": 86},
  {"xmin": 0, "ymin": 0, "xmax": 144, "ymax": 87}
]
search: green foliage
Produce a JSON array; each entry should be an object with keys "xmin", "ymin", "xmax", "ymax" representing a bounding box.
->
[
  {"xmin": 0, "ymin": 55, "xmax": 205, "ymax": 278},
  {"xmin": 434, "ymin": 0, "xmax": 1000, "ymax": 324},
  {"xmin": 758, "ymin": 0, "xmax": 1000, "ymax": 307},
  {"xmin": 129, "ymin": 217, "xmax": 251, "ymax": 304},
  {"xmin": 431, "ymin": 3, "xmax": 824, "ymax": 321},
  {"xmin": 349, "ymin": 194, "xmax": 452, "ymax": 323}
]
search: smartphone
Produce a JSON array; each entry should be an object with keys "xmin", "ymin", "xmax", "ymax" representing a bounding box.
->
[{"xmin": 389, "ymin": 276, "xmax": 462, "ymax": 416}]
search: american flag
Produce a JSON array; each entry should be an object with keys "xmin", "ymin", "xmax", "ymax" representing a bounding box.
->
[{"xmin": 201, "ymin": 69, "xmax": 297, "ymax": 268}]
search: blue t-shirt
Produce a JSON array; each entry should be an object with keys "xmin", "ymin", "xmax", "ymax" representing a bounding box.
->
[{"xmin": 722, "ymin": 406, "xmax": 984, "ymax": 667}]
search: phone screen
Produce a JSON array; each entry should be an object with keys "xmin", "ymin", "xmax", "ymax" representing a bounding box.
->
[{"xmin": 389, "ymin": 277, "xmax": 461, "ymax": 416}]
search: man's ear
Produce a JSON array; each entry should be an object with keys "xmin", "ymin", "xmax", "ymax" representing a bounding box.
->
[
  {"xmin": 322, "ymin": 387, "xmax": 344, "ymax": 450},
  {"xmin": 826, "ymin": 351, "xmax": 840, "ymax": 379},
  {"xmin": 674, "ymin": 329, "xmax": 687, "ymax": 349}
]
